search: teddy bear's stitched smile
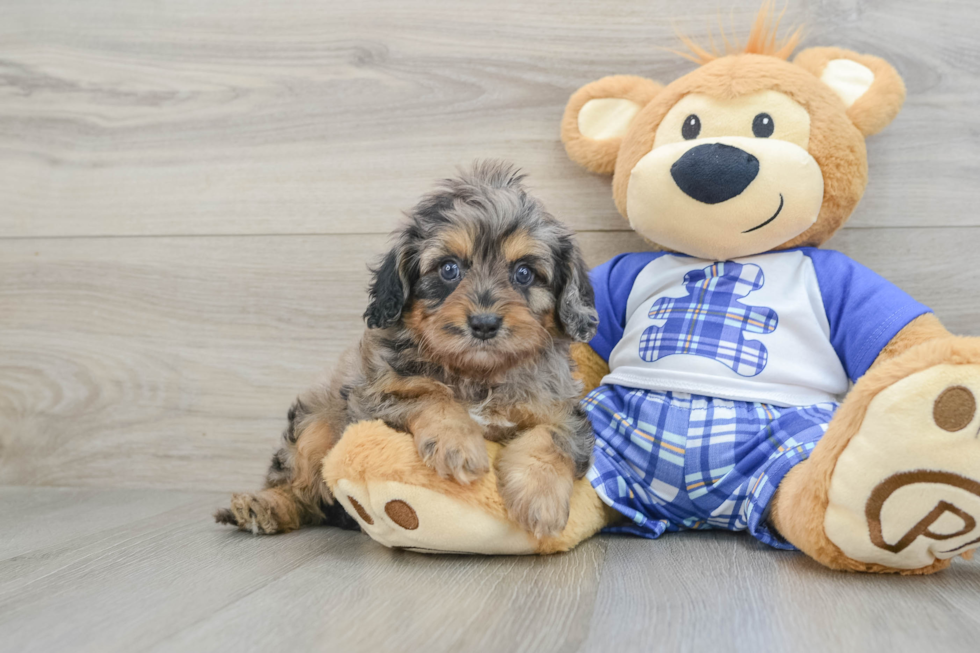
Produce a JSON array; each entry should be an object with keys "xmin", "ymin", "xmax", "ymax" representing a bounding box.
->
[{"xmin": 742, "ymin": 193, "xmax": 784, "ymax": 234}]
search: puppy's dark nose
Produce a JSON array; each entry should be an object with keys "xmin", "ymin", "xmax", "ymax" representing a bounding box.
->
[
  {"xmin": 468, "ymin": 313, "xmax": 502, "ymax": 340},
  {"xmin": 670, "ymin": 143, "xmax": 759, "ymax": 204}
]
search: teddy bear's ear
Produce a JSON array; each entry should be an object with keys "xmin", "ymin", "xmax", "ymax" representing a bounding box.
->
[
  {"xmin": 561, "ymin": 75, "xmax": 663, "ymax": 175},
  {"xmin": 794, "ymin": 47, "xmax": 906, "ymax": 136}
]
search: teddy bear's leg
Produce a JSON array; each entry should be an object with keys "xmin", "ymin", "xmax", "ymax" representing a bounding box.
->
[
  {"xmin": 322, "ymin": 420, "xmax": 615, "ymax": 554},
  {"xmin": 771, "ymin": 337, "xmax": 980, "ymax": 574}
]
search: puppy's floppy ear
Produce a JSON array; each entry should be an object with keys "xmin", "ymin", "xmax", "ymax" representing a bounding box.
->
[
  {"xmin": 561, "ymin": 75, "xmax": 663, "ymax": 175},
  {"xmin": 794, "ymin": 47, "xmax": 906, "ymax": 136},
  {"xmin": 554, "ymin": 238, "xmax": 598, "ymax": 343},
  {"xmin": 364, "ymin": 242, "xmax": 412, "ymax": 329}
]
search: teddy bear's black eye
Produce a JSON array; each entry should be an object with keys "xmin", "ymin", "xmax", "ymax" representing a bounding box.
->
[
  {"xmin": 681, "ymin": 114, "xmax": 701, "ymax": 140},
  {"xmin": 439, "ymin": 260, "xmax": 460, "ymax": 282},
  {"xmin": 513, "ymin": 264, "xmax": 534, "ymax": 286},
  {"xmin": 752, "ymin": 113, "xmax": 774, "ymax": 138}
]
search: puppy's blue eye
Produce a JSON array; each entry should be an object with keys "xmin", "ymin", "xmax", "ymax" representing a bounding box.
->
[
  {"xmin": 514, "ymin": 264, "xmax": 534, "ymax": 286},
  {"xmin": 439, "ymin": 261, "xmax": 460, "ymax": 281}
]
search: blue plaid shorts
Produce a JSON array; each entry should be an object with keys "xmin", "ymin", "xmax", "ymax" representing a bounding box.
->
[{"xmin": 583, "ymin": 384, "xmax": 839, "ymax": 549}]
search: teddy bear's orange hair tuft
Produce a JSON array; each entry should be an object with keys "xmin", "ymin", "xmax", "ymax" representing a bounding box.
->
[{"xmin": 672, "ymin": 1, "xmax": 804, "ymax": 65}]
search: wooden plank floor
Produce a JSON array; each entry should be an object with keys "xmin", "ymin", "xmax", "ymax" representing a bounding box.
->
[
  {"xmin": 2, "ymin": 0, "xmax": 980, "ymax": 651},
  {"xmin": 2, "ymin": 487, "xmax": 979, "ymax": 653}
]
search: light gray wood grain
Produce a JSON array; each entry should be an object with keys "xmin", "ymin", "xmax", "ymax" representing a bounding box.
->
[
  {"xmin": 152, "ymin": 525, "xmax": 606, "ymax": 653},
  {"xmin": 581, "ymin": 534, "xmax": 980, "ymax": 653},
  {"xmin": 0, "ymin": 0, "xmax": 977, "ymax": 493},
  {"xmin": 0, "ymin": 489, "xmax": 353, "ymax": 653},
  {"xmin": 1, "ymin": 0, "xmax": 980, "ymax": 237},
  {"xmin": 1, "ymin": 229, "xmax": 977, "ymax": 491},
  {"xmin": 0, "ymin": 487, "xmax": 605, "ymax": 653},
  {"xmin": 0, "ymin": 486, "xmax": 206, "ymax": 561},
  {"xmin": 1, "ymin": 488, "xmax": 978, "ymax": 653}
]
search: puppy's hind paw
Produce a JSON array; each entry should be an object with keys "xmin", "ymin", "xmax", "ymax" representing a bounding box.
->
[
  {"xmin": 216, "ymin": 491, "xmax": 297, "ymax": 535},
  {"xmin": 214, "ymin": 507, "xmax": 236, "ymax": 525}
]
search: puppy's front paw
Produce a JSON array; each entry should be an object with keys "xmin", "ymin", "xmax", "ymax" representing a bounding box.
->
[
  {"xmin": 415, "ymin": 423, "xmax": 490, "ymax": 485},
  {"xmin": 497, "ymin": 456, "xmax": 574, "ymax": 539}
]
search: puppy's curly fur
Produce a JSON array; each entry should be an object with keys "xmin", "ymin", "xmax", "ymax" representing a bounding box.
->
[{"xmin": 216, "ymin": 161, "xmax": 598, "ymax": 538}]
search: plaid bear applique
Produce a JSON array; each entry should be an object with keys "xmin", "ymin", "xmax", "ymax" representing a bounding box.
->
[{"xmin": 638, "ymin": 261, "xmax": 778, "ymax": 377}]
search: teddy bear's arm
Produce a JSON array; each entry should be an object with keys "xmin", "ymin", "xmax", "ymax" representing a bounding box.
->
[
  {"xmin": 869, "ymin": 313, "xmax": 953, "ymax": 368},
  {"xmin": 570, "ymin": 342, "xmax": 610, "ymax": 396}
]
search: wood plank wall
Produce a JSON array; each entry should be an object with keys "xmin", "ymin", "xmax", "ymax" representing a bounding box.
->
[{"xmin": 1, "ymin": 0, "xmax": 978, "ymax": 491}]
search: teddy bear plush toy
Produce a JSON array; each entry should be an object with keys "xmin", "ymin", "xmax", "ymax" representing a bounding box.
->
[{"xmin": 322, "ymin": 8, "xmax": 980, "ymax": 574}]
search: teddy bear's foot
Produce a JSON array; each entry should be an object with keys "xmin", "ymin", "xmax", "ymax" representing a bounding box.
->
[
  {"xmin": 823, "ymin": 362, "xmax": 980, "ymax": 570},
  {"xmin": 322, "ymin": 420, "xmax": 615, "ymax": 555},
  {"xmin": 323, "ymin": 420, "xmax": 540, "ymax": 554},
  {"xmin": 332, "ymin": 477, "xmax": 539, "ymax": 554},
  {"xmin": 776, "ymin": 339, "xmax": 980, "ymax": 574}
]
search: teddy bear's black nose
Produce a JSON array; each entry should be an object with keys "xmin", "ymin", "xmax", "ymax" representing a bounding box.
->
[{"xmin": 670, "ymin": 143, "xmax": 759, "ymax": 205}]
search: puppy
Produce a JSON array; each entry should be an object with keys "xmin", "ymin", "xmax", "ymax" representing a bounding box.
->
[{"xmin": 216, "ymin": 161, "xmax": 598, "ymax": 538}]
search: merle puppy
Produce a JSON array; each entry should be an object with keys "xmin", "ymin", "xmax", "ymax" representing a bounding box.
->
[{"xmin": 216, "ymin": 161, "xmax": 598, "ymax": 538}]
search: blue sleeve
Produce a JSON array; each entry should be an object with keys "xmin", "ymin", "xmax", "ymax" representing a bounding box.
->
[
  {"xmin": 803, "ymin": 249, "xmax": 932, "ymax": 382},
  {"xmin": 588, "ymin": 252, "xmax": 668, "ymax": 361}
]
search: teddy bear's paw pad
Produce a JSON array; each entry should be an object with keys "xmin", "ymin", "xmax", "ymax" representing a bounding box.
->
[
  {"xmin": 383, "ymin": 499, "xmax": 419, "ymax": 530},
  {"xmin": 825, "ymin": 364, "xmax": 980, "ymax": 569},
  {"xmin": 345, "ymin": 494, "xmax": 375, "ymax": 525},
  {"xmin": 332, "ymin": 478, "xmax": 537, "ymax": 555},
  {"xmin": 334, "ymin": 479, "xmax": 408, "ymax": 547}
]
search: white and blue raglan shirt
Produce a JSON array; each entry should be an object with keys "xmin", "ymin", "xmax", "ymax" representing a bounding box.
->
[{"xmin": 588, "ymin": 249, "xmax": 932, "ymax": 407}]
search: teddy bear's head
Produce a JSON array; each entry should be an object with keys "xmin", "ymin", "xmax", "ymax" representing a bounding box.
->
[{"xmin": 561, "ymin": 9, "xmax": 905, "ymax": 260}]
